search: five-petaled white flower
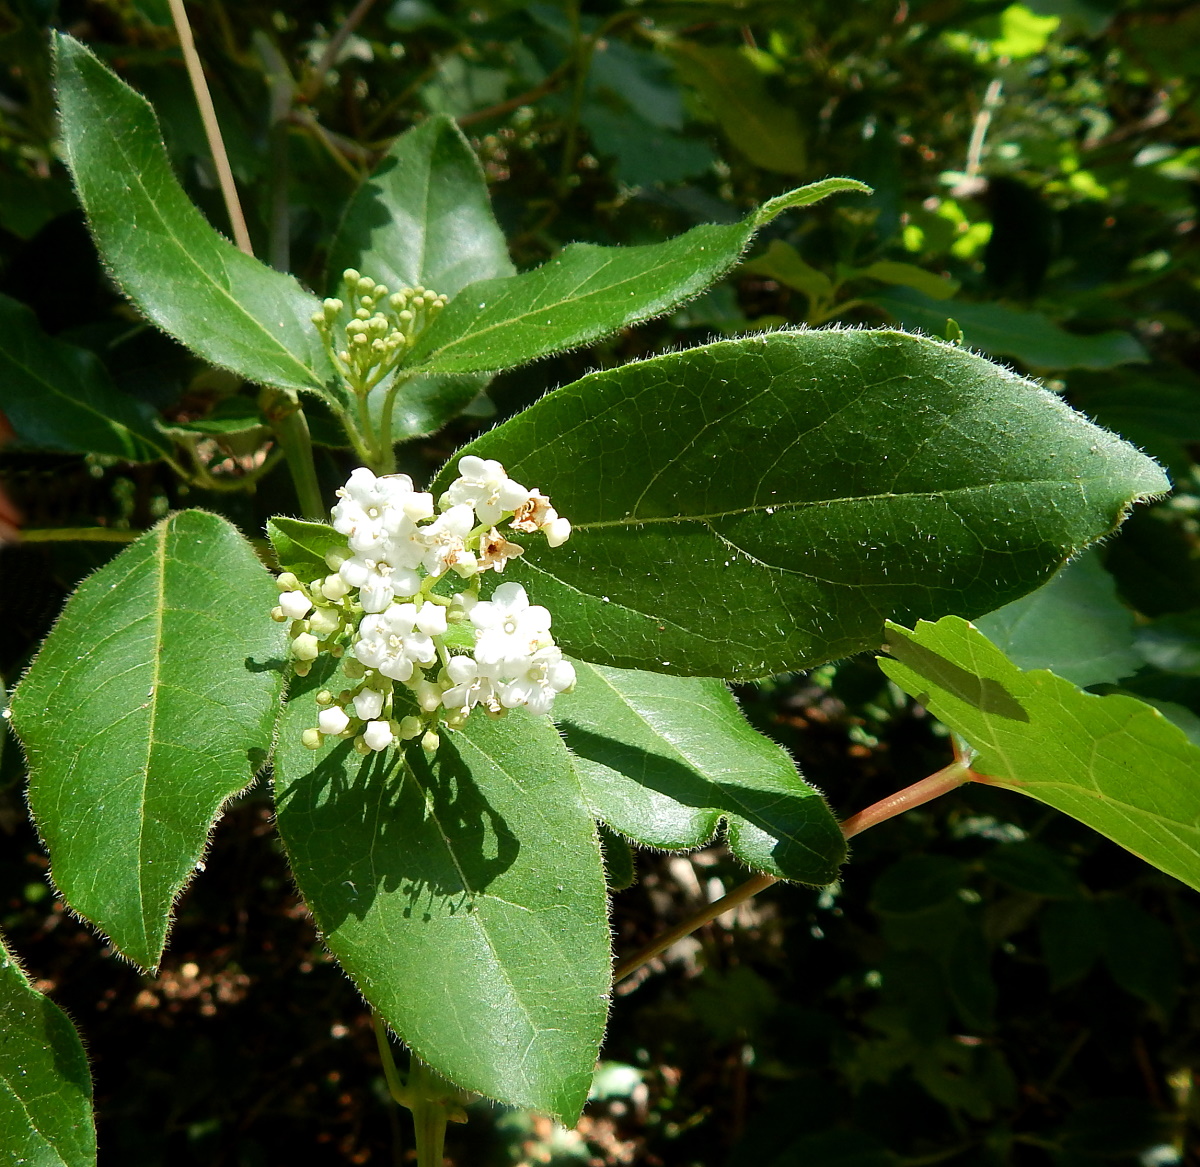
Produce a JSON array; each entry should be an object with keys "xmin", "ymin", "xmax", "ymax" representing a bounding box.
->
[{"xmin": 443, "ymin": 455, "xmax": 531, "ymax": 526}]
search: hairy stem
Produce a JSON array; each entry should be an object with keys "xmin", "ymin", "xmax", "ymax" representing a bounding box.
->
[
  {"xmin": 612, "ymin": 759, "xmax": 974, "ymax": 984},
  {"xmin": 168, "ymin": 0, "xmax": 253, "ymax": 255},
  {"xmin": 268, "ymin": 403, "xmax": 325, "ymax": 520}
]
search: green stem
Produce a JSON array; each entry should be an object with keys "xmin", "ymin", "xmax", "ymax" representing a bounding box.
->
[
  {"xmin": 270, "ymin": 404, "xmax": 325, "ymax": 519},
  {"xmin": 410, "ymin": 1060, "xmax": 451, "ymax": 1167},
  {"xmin": 21, "ymin": 527, "xmax": 143, "ymax": 543},
  {"xmin": 372, "ymin": 1012, "xmax": 411, "ymax": 1107}
]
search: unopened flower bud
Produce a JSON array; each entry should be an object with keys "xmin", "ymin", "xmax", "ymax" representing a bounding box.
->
[
  {"xmin": 309, "ymin": 607, "xmax": 340, "ymax": 636},
  {"xmin": 414, "ymin": 679, "xmax": 443, "ymax": 712},
  {"xmin": 342, "ymin": 268, "xmax": 361, "ymax": 285},
  {"xmin": 302, "ymin": 728, "xmax": 324, "ymax": 750},
  {"xmin": 363, "ymin": 720, "xmax": 394, "ymax": 751},
  {"xmin": 279, "ymin": 590, "xmax": 313, "ymax": 620},
  {"xmin": 324, "ymin": 547, "xmax": 348, "ymax": 571},
  {"xmin": 318, "ymin": 705, "xmax": 351, "ymax": 735},
  {"xmin": 398, "ymin": 715, "xmax": 423, "ymax": 740},
  {"xmin": 354, "ymin": 736, "xmax": 372, "ymax": 755},
  {"xmin": 356, "ymin": 276, "xmax": 375, "ymax": 297},
  {"xmin": 291, "ymin": 632, "xmax": 320, "ymax": 661},
  {"xmin": 276, "ymin": 572, "xmax": 301, "ymax": 592},
  {"xmin": 316, "ymin": 690, "xmax": 334, "ymax": 706},
  {"xmin": 343, "ymin": 657, "xmax": 366, "ymax": 680},
  {"xmin": 544, "ymin": 516, "xmax": 572, "ymax": 547},
  {"xmin": 270, "ymin": 606, "xmax": 287, "ymax": 622},
  {"xmin": 421, "ymin": 730, "xmax": 441, "ymax": 752},
  {"xmin": 353, "ymin": 688, "xmax": 385, "ymax": 721},
  {"xmin": 321, "ymin": 574, "xmax": 351, "ymax": 601},
  {"xmin": 323, "ymin": 298, "xmax": 343, "ymax": 319},
  {"xmin": 293, "ymin": 660, "xmax": 312, "ymax": 677}
]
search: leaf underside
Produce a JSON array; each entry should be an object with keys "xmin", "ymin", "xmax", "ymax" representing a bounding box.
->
[
  {"xmin": 881, "ymin": 616, "xmax": 1200, "ymax": 892},
  {"xmin": 557, "ymin": 660, "xmax": 845, "ymax": 882}
]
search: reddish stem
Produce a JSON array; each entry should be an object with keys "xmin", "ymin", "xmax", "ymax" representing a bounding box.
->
[{"xmin": 611, "ymin": 760, "xmax": 974, "ymax": 985}]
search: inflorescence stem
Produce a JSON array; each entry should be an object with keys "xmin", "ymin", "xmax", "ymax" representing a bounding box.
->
[{"xmin": 611, "ymin": 759, "xmax": 975, "ymax": 985}]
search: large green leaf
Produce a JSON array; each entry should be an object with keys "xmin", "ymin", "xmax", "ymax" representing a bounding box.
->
[
  {"xmin": 9, "ymin": 510, "xmax": 287, "ymax": 970},
  {"xmin": 880, "ymin": 616, "xmax": 1200, "ymax": 892},
  {"xmin": 0, "ymin": 934, "xmax": 95, "ymax": 1167},
  {"xmin": 435, "ymin": 329, "xmax": 1167, "ymax": 680},
  {"xmin": 326, "ymin": 114, "xmax": 515, "ymax": 296},
  {"xmin": 0, "ymin": 293, "xmax": 168, "ymax": 460},
  {"xmin": 869, "ymin": 287, "xmax": 1147, "ymax": 371},
  {"xmin": 556, "ymin": 661, "xmax": 844, "ymax": 883},
  {"xmin": 974, "ymin": 550, "xmax": 1141, "ymax": 687},
  {"xmin": 53, "ymin": 35, "xmax": 330, "ymax": 395},
  {"xmin": 274, "ymin": 659, "xmax": 610, "ymax": 1121},
  {"xmin": 404, "ymin": 179, "xmax": 869, "ymax": 377}
]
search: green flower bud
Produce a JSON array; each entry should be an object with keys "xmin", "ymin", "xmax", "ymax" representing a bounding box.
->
[
  {"xmin": 343, "ymin": 657, "xmax": 366, "ymax": 680},
  {"xmin": 291, "ymin": 632, "xmax": 320, "ymax": 661},
  {"xmin": 316, "ymin": 690, "xmax": 334, "ymax": 706},
  {"xmin": 342, "ymin": 268, "xmax": 361, "ymax": 285},
  {"xmin": 398, "ymin": 715, "xmax": 423, "ymax": 740},
  {"xmin": 276, "ymin": 571, "xmax": 301, "ymax": 592},
  {"xmin": 302, "ymin": 728, "xmax": 324, "ymax": 750},
  {"xmin": 421, "ymin": 730, "xmax": 441, "ymax": 753}
]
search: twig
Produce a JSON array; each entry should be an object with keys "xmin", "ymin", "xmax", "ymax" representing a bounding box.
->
[
  {"xmin": 457, "ymin": 60, "xmax": 572, "ymax": 127},
  {"xmin": 612, "ymin": 759, "xmax": 974, "ymax": 984},
  {"xmin": 168, "ymin": 0, "xmax": 254, "ymax": 255},
  {"xmin": 301, "ymin": 0, "xmax": 381, "ymax": 104},
  {"xmin": 964, "ymin": 77, "xmax": 1004, "ymax": 182}
]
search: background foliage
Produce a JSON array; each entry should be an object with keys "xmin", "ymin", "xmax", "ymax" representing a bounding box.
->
[{"xmin": 2, "ymin": 0, "xmax": 1200, "ymax": 1162}]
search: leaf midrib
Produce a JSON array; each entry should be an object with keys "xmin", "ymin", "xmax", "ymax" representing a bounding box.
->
[
  {"xmin": 411, "ymin": 226, "xmax": 745, "ymax": 368},
  {"xmin": 572, "ymin": 478, "xmax": 1126, "ymax": 531}
]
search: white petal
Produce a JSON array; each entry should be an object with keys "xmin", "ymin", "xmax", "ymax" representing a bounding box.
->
[
  {"xmin": 379, "ymin": 657, "xmax": 415, "ymax": 682},
  {"xmin": 359, "ymin": 580, "xmax": 394, "ymax": 613},
  {"xmin": 446, "ymin": 656, "xmax": 478, "ymax": 684},
  {"xmin": 491, "ymin": 581, "xmax": 528, "ymax": 612},
  {"xmin": 416, "ymin": 604, "xmax": 448, "ymax": 636},
  {"xmin": 544, "ymin": 517, "xmax": 571, "ymax": 547},
  {"xmin": 457, "ymin": 455, "xmax": 489, "ymax": 480}
]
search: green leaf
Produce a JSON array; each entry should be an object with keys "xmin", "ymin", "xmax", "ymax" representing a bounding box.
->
[
  {"xmin": 974, "ymin": 550, "xmax": 1141, "ymax": 687},
  {"xmin": 0, "ymin": 293, "xmax": 169, "ymax": 460},
  {"xmin": 0, "ymin": 933, "xmax": 95, "ymax": 1167},
  {"xmin": 326, "ymin": 115, "xmax": 514, "ymax": 296},
  {"xmin": 267, "ymin": 517, "xmax": 344, "ymax": 579},
  {"xmin": 437, "ymin": 329, "xmax": 1167, "ymax": 680},
  {"xmin": 857, "ymin": 261, "xmax": 959, "ymax": 300},
  {"xmin": 555, "ymin": 661, "xmax": 844, "ymax": 883},
  {"xmin": 982, "ymin": 840, "xmax": 1081, "ymax": 898},
  {"xmin": 53, "ymin": 35, "xmax": 330, "ymax": 395},
  {"xmin": 742, "ymin": 240, "xmax": 833, "ymax": 301},
  {"xmin": 869, "ymin": 287, "xmax": 1147, "ymax": 370},
  {"xmin": 9, "ymin": 510, "xmax": 287, "ymax": 970},
  {"xmin": 880, "ymin": 616, "xmax": 1200, "ymax": 892},
  {"xmin": 404, "ymin": 179, "xmax": 869, "ymax": 377},
  {"xmin": 273, "ymin": 660, "xmax": 610, "ymax": 1121},
  {"xmin": 1039, "ymin": 899, "xmax": 1102, "ymax": 988},
  {"xmin": 670, "ymin": 43, "xmax": 806, "ymax": 174},
  {"xmin": 1099, "ymin": 898, "xmax": 1180, "ymax": 1017}
]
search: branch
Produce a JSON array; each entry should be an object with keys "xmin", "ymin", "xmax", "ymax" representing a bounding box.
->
[
  {"xmin": 168, "ymin": 0, "xmax": 253, "ymax": 256},
  {"xmin": 612, "ymin": 759, "xmax": 974, "ymax": 985}
]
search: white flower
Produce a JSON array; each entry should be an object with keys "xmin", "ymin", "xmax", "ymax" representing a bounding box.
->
[
  {"xmin": 442, "ymin": 655, "xmax": 501, "ymax": 712},
  {"xmin": 420, "ymin": 504, "xmax": 477, "ymax": 578},
  {"xmin": 318, "ymin": 705, "xmax": 350, "ymax": 735},
  {"xmin": 352, "ymin": 688, "xmax": 385, "ymax": 721},
  {"xmin": 363, "ymin": 720, "xmax": 394, "ymax": 751},
  {"xmin": 352, "ymin": 603, "xmax": 438, "ymax": 682},
  {"xmin": 279, "ymin": 590, "xmax": 313, "ymax": 620},
  {"xmin": 320, "ymin": 574, "xmax": 351, "ymax": 601},
  {"xmin": 332, "ymin": 468, "xmax": 433, "ymax": 555},
  {"xmin": 444, "ymin": 456, "xmax": 531, "ymax": 526},
  {"xmin": 500, "ymin": 647, "xmax": 576, "ymax": 715},
  {"xmin": 471, "ymin": 582, "xmax": 553, "ymax": 676},
  {"xmin": 339, "ymin": 555, "xmax": 421, "ymax": 609}
]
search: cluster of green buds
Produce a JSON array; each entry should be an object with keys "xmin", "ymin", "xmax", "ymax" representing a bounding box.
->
[{"xmin": 311, "ymin": 269, "xmax": 449, "ymax": 394}]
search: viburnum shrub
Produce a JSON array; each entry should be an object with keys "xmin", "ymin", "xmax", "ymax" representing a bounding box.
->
[{"xmin": 8, "ymin": 32, "xmax": 1200, "ymax": 1167}]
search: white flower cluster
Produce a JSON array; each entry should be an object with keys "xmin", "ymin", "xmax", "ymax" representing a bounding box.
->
[{"xmin": 272, "ymin": 458, "xmax": 575, "ymax": 755}]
